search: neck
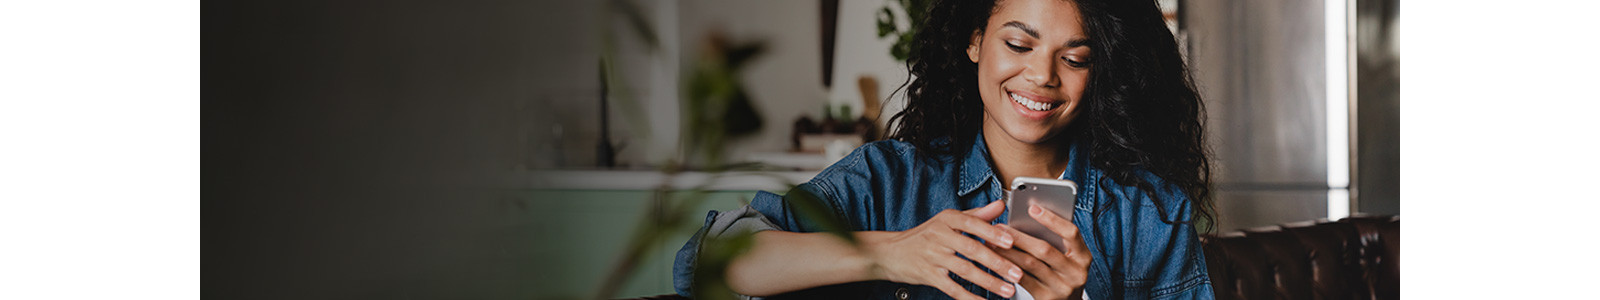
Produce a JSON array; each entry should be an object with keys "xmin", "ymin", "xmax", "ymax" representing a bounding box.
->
[{"xmin": 981, "ymin": 121, "xmax": 1071, "ymax": 190}]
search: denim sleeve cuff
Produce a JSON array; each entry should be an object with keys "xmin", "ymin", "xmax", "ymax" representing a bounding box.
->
[{"xmin": 673, "ymin": 204, "xmax": 782, "ymax": 298}]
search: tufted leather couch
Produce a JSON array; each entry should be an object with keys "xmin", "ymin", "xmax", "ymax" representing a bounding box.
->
[
  {"xmin": 1200, "ymin": 215, "xmax": 1399, "ymax": 300},
  {"xmin": 632, "ymin": 216, "xmax": 1399, "ymax": 300}
]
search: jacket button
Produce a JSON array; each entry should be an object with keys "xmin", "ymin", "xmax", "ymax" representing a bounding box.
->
[{"xmin": 895, "ymin": 287, "xmax": 910, "ymax": 300}]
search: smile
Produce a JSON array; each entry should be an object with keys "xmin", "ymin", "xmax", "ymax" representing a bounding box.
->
[{"xmin": 1009, "ymin": 91, "xmax": 1060, "ymax": 112}]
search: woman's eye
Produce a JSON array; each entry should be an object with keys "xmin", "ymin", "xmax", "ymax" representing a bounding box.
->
[
  {"xmin": 1063, "ymin": 57, "xmax": 1088, "ymax": 68},
  {"xmin": 1005, "ymin": 42, "xmax": 1031, "ymax": 52}
]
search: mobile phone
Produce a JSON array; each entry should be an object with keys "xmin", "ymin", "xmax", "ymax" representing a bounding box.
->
[{"xmin": 1006, "ymin": 177, "xmax": 1078, "ymax": 251}]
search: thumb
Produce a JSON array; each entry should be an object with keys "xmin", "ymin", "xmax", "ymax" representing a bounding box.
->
[{"xmin": 963, "ymin": 199, "xmax": 1006, "ymax": 221}]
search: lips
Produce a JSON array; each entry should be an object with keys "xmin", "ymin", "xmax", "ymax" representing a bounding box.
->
[
  {"xmin": 1005, "ymin": 89, "xmax": 1064, "ymax": 121},
  {"xmin": 1009, "ymin": 91, "xmax": 1060, "ymax": 111}
]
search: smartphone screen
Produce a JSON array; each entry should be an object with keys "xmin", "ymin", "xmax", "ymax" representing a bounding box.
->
[{"xmin": 1005, "ymin": 177, "xmax": 1078, "ymax": 251}]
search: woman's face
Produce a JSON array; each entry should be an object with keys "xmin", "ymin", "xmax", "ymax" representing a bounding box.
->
[{"xmin": 968, "ymin": 0, "xmax": 1091, "ymax": 145}]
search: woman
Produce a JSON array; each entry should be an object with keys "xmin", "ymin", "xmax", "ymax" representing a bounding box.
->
[{"xmin": 675, "ymin": 0, "xmax": 1214, "ymax": 299}]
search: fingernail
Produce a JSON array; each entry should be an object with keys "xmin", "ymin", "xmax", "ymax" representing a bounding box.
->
[
  {"xmin": 1029, "ymin": 205, "xmax": 1042, "ymax": 216},
  {"xmin": 1000, "ymin": 284, "xmax": 1015, "ymax": 296},
  {"xmin": 1009, "ymin": 267, "xmax": 1023, "ymax": 281},
  {"xmin": 1000, "ymin": 234, "xmax": 1013, "ymax": 247}
]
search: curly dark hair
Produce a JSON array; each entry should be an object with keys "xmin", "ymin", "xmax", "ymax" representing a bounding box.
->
[{"xmin": 885, "ymin": 0, "xmax": 1216, "ymax": 231}]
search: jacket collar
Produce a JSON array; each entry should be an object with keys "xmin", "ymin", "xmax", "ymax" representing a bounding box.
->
[
  {"xmin": 957, "ymin": 133, "xmax": 997, "ymax": 197},
  {"xmin": 957, "ymin": 132, "xmax": 1092, "ymax": 197}
]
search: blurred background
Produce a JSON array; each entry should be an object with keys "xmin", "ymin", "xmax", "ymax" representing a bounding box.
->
[{"xmin": 204, "ymin": 0, "xmax": 1397, "ymax": 298}]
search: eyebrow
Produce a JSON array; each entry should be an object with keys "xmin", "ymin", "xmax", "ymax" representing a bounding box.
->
[
  {"xmin": 1001, "ymin": 20, "xmax": 1091, "ymax": 48},
  {"xmin": 1002, "ymin": 21, "xmax": 1040, "ymax": 38}
]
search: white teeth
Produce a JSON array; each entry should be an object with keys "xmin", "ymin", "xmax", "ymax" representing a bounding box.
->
[{"xmin": 1010, "ymin": 92, "xmax": 1055, "ymax": 111}]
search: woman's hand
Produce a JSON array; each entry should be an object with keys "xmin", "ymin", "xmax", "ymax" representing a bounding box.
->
[
  {"xmin": 861, "ymin": 200, "xmax": 1024, "ymax": 300},
  {"xmin": 988, "ymin": 205, "xmax": 1092, "ymax": 300}
]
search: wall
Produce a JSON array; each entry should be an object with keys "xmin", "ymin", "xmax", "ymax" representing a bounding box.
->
[
  {"xmin": 1185, "ymin": 0, "xmax": 1335, "ymax": 231},
  {"xmin": 203, "ymin": 0, "xmax": 700, "ymax": 298},
  {"xmin": 204, "ymin": 1, "xmax": 862, "ymax": 297},
  {"xmin": 515, "ymin": 0, "xmax": 680, "ymax": 169}
]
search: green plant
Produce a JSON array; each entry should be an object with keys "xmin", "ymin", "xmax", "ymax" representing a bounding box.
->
[
  {"xmin": 876, "ymin": 0, "xmax": 933, "ymax": 61},
  {"xmin": 682, "ymin": 34, "xmax": 767, "ymax": 170}
]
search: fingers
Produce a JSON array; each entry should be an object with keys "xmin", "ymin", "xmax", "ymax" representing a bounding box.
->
[
  {"xmin": 997, "ymin": 224, "xmax": 1073, "ymax": 270},
  {"xmin": 935, "ymin": 255, "xmax": 1016, "ymax": 298},
  {"xmin": 988, "ymin": 243, "xmax": 1071, "ymax": 295},
  {"xmin": 961, "ymin": 200, "xmax": 1006, "ymax": 222},
  {"xmin": 996, "ymin": 224, "xmax": 1090, "ymax": 296},
  {"xmin": 1015, "ymin": 272, "xmax": 1075, "ymax": 300},
  {"xmin": 927, "ymin": 268, "xmax": 989, "ymax": 300},
  {"xmin": 1029, "ymin": 204, "xmax": 1080, "ymax": 243},
  {"xmin": 1027, "ymin": 205, "xmax": 1092, "ymax": 263},
  {"xmin": 931, "ymin": 205, "xmax": 1024, "ymax": 298},
  {"xmin": 940, "ymin": 208, "xmax": 1014, "ymax": 249},
  {"xmin": 915, "ymin": 202, "xmax": 1041, "ymax": 300},
  {"xmin": 932, "ymin": 228, "xmax": 1023, "ymax": 283},
  {"xmin": 990, "ymin": 240, "xmax": 1087, "ymax": 299}
]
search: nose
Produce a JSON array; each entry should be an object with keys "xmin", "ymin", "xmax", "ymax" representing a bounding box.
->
[{"xmin": 1023, "ymin": 53, "xmax": 1061, "ymax": 88}]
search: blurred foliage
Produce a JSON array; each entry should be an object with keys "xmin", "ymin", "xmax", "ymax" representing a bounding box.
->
[
  {"xmin": 687, "ymin": 222, "xmax": 754, "ymax": 300},
  {"xmin": 588, "ymin": 2, "xmax": 859, "ymax": 300},
  {"xmin": 683, "ymin": 33, "xmax": 767, "ymax": 171},
  {"xmin": 684, "ymin": 185, "xmax": 856, "ymax": 300},
  {"xmin": 782, "ymin": 188, "xmax": 857, "ymax": 244},
  {"xmin": 876, "ymin": 0, "xmax": 932, "ymax": 61}
]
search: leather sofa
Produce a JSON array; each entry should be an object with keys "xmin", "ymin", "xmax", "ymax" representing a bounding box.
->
[
  {"xmin": 1201, "ymin": 215, "xmax": 1399, "ymax": 300},
  {"xmin": 636, "ymin": 215, "xmax": 1399, "ymax": 299}
]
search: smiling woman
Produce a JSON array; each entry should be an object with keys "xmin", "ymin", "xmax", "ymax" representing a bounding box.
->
[
  {"xmin": 893, "ymin": 0, "xmax": 1213, "ymax": 217},
  {"xmin": 674, "ymin": 0, "xmax": 1216, "ymax": 299}
]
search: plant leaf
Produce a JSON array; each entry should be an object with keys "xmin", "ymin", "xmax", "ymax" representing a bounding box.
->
[
  {"xmin": 876, "ymin": 7, "xmax": 897, "ymax": 38},
  {"xmin": 783, "ymin": 188, "xmax": 857, "ymax": 244}
]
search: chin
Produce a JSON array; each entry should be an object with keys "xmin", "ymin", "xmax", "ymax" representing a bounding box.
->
[{"xmin": 1002, "ymin": 123, "xmax": 1060, "ymax": 144}]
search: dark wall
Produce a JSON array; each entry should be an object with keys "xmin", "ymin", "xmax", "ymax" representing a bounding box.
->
[
  {"xmin": 204, "ymin": 1, "xmax": 583, "ymax": 298},
  {"xmin": 1355, "ymin": 0, "xmax": 1400, "ymax": 216}
]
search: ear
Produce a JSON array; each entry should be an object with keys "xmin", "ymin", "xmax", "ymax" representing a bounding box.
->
[{"xmin": 967, "ymin": 29, "xmax": 984, "ymax": 63}]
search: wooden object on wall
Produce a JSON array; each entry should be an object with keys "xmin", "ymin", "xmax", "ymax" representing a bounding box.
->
[{"xmin": 858, "ymin": 76, "xmax": 880, "ymax": 121}]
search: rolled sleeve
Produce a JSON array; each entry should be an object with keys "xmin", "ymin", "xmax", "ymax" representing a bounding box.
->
[{"xmin": 673, "ymin": 191, "xmax": 785, "ymax": 297}]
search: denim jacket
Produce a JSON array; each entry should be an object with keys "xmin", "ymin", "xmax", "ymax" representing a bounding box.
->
[{"xmin": 675, "ymin": 134, "xmax": 1214, "ymax": 299}]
